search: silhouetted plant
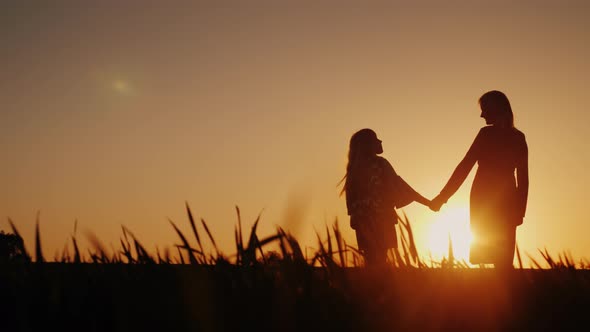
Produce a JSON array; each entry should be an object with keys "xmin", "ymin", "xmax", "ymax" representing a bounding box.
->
[
  {"xmin": 2, "ymin": 203, "xmax": 588, "ymax": 270},
  {"xmin": 0, "ymin": 230, "xmax": 29, "ymax": 263}
]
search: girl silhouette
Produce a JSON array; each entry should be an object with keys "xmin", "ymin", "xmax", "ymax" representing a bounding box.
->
[
  {"xmin": 340, "ymin": 128, "xmax": 431, "ymax": 266},
  {"xmin": 431, "ymin": 90, "xmax": 529, "ymax": 268}
]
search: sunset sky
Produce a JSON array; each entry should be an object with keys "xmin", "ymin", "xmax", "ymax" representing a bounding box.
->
[{"xmin": 2, "ymin": 1, "xmax": 589, "ymax": 265}]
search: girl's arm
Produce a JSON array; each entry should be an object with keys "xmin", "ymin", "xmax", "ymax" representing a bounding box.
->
[
  {"xmin": 396, "ymin": 176, "xmax": 431, "ymax": 208},
  {"xmin": 381, "ymin": 157, "xmax": 431, "ymax": 209}
]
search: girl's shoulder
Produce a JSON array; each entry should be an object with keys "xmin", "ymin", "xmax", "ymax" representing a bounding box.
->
[
  {"xmin": 374, "ymin": 156, "xmax": 392, "ymax": 166},
  {"xmin": 374, "ymin": 156, "xmax": 396, "ymax": 173}
]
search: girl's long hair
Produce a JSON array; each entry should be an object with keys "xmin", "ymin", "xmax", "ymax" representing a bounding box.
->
[{"xmin": 338, "ymin": 128, "xmax": 377, "ymax": 196}]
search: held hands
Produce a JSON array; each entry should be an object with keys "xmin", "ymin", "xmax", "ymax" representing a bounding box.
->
[{"xmin": 429, "ymin": 195, "xmax": 445, "ymax": 212}]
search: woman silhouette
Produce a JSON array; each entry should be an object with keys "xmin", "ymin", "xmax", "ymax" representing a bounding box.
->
[
  {"xmin": 340, "ymin": 128, "xmax": 431, "ymax": 266},
  {"xmin": 431, "ymin": 90, "xmax": 529, "ymax": 268}
]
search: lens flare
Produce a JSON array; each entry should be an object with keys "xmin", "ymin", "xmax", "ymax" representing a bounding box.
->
[{"xmin": 112, "ymin": 79, "xmax": 131, "ymax": 95}]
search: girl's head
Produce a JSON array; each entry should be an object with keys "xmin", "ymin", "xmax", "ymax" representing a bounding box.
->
[
  {"xmin": 478, "ymin": 90, "xmax": 514, "ymax": 128},
  {"xmin": 349, "ymin": 128, "xmax": 383, "ymax": 158},
  {"xmin": 339, "ymin": 128, "xmax": 382, "ymax": 196}
]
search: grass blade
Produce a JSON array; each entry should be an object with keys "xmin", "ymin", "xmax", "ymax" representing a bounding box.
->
[
  {"xmin": 201, "ymin": 218, "xmax": 219, "ymax": 257},
  {"xmin": 185, "ymin": 201, "xmax": 205, "ymax": 259},
  {"xmin": 35, "ymin": 211, "xmax": 44, "ymax": 263},
  {"xmin": 516, "ymin": 242, "xmax": 523, "ymax": 269},
  {"xmin": 168, "ymin": 218, "xmax": 198, "ymax": 265}
]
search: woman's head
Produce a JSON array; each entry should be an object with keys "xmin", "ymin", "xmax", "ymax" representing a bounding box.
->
[{"xmin": 478, "ymin": 90, "xmax": 514, "ymax": 128}]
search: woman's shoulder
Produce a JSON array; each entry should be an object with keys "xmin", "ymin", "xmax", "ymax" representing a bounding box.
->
[
  {"xmin": 513, "ymin": 128, "xmax": 527, "ymax": 146},
  {"xmin": 505, "ymin": 127, "xmax": 527, "ymax": 142},
  {"xmin": 513, "ymin": 128, "xmax": 526, "ymax": 138},
  {"xmin": 480, "ymin": 125, "xmax": 525, "ymax": 137},
  {"xmin": 475, "ymin": 126, "xmax": 493, "ymax": 138},
  {"xmin": 478, "ymin": 125, "xmax": 495, "ymax": 134},
  {"xmin": 473, "ymin": 126, "xmax": 494, "ymax": 142}
]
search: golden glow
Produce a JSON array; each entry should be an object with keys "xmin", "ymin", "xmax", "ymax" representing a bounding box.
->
[
  {"xmin": 426, "ymin": 205, "xmax": 473, "ymax": 263},
  {"xmin": 1, "ymin": 3, "xmax": 589, "ymax": 264}
]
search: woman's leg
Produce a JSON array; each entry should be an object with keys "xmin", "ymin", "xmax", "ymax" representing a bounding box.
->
[{"xmin": 493, "ymin": 225, "xmax": 517, "ymax": 269}]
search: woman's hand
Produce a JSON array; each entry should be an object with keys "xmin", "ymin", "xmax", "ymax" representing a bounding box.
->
[{"xmin": 429, "ymin": 195, "xmax": 445, "ymax": 212}]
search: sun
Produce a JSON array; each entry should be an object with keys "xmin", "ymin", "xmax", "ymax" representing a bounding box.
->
[{"xmin": 425, "ymin": 204, "xmax": 473, "ymax": 263}]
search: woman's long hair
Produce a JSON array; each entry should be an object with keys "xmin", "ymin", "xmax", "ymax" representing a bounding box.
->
[
  {"xmin": 478, "ymin": 90, "xmax": 515, "ymax": 128},
  {"xmin": 338, "ymin": 128, "xmax": 378, "ymax": 196}
]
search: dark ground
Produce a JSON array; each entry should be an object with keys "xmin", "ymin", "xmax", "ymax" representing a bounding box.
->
[{"xmin": 1, "ymin": 263, "xmax": 588, "ymax": 331}]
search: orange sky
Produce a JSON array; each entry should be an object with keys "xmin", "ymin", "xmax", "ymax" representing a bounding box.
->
[{"xmin": 1, "ymin": 2, "xmax": 589, "ymax": 266}]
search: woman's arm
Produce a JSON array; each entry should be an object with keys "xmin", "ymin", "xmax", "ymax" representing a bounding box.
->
[{"xmin": 432, "ymin": 130, "xmax": 482, "ymax": 209}]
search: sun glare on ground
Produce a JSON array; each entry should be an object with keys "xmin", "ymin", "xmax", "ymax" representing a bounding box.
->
[{"xmin": 426, "ymin": 204, "xmax": 473, "ymax": 263}]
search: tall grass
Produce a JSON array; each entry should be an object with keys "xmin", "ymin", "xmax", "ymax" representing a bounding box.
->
[{"xmin": 1, "ymin": 202, "xmax": 587, "ymax": 270}]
